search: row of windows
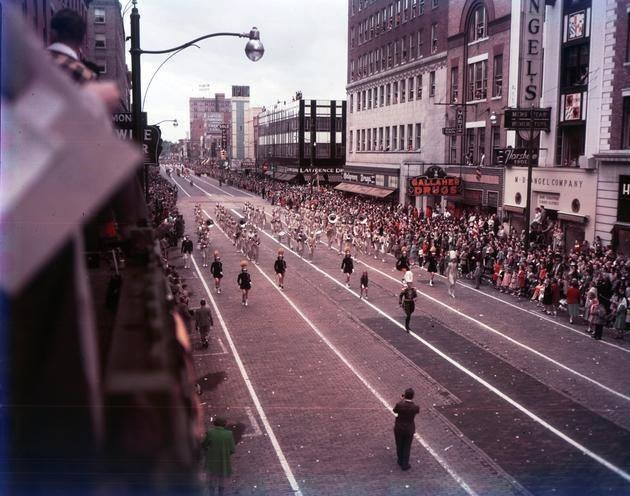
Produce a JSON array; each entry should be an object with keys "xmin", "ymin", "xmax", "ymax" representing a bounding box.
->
[
  {"xmin": 350, "ymin": 0, "xmax": 440, "ymax": 46},
  {"xmin": 350, "ymin": 26, "xmax": 438, "ymax": 81},
  {"xmin": 447, "ymin": 55, "xmax": 503, "ymax": 104},
  {"xmin": 349, "ymin": 71, "xmax": 435, "ymax": 113},
  {"xmin": 348, "ymin": 124, "xmax": 422, "ymax": 153},
  {"xmin": 258, "ymin": 143, "xmax": 344, "ymax": 159}
]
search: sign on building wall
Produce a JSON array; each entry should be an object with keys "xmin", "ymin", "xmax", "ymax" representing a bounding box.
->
[
  {"xmin": 519, "ymin": 0, "xmax": 545, "ymax": 105},
  {"xmin": 409, "ymin": 166, "xmax": 461, "ymax": 196},
  {"xmin": 619, "ymin": 175, "xmax": 630, "ymax": 223}
]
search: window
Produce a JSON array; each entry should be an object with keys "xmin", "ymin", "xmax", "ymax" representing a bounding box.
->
[
  {"xmin": 96, "ymin": 60, "xmax": 107, "ymax": 74},
  {"xmin": 417, "ymin": 74, "xmax": 423, "ymax": 99},
  {"xmin": 389, "ymin": 176, "xmax": 399, "ymax": 189},
  {"xmin": 386, "ymin": 83, "xmax": 391, "ymax": 105},
  {"xmin": 622, "ymin": 97, "xmax": 630, "ymax": 149},
  {"xmin": 469, "ymin": 5, "xmax": 487, "ymax": 41},
  {"xmin": 380, "ymin": 47, "xmax": 386, "ymax": 70},
  {"xmin": 385, "ymin": 127, "xmax": 391, "ymax": 150},
  {"xmin": 419, "ymin": 0, "xmax": 425, "ymax": 15},
  {"xmin": 361, "ymin": 129, "xmax": 366, "ymax": 151},
  {"xmin": 349, "ymin": 130, "xmax": 354, "ymax": 153},
  {"xmin": 450, "ymin": 136, "xmax": 458, "ymax": 164},
  {"xmin": 409, "ymin": 32, "xmax": 416, "ymax": 59},
  {"xmin": 409, "ymin": 77, "xmax": 414, "ymax": 101},
  {"xmin": 94, "ymin": 8, "xmax": 105, "ymax": 23},
  {"xmin": 478, "ymin": 127, "xmax": 486, "ymax": 165},
  {"xmin": 380, "ymin": 85, "xmax": 385, "ymax": 106},
  {"xmin": 378, "ymin": 127, "xmax": 384, "ymax": 150},
  {"xmin": 418, "ymin": 29, "xmax": 424, "ymax": 57},
  {"xmin": 373, "ymin": 127, "xmax": 378, "ymax": 150},
  {"xmin": 362, "ymin": 90, "xmax": 367, "ymax": 109},
  {"xmin": 399, "ymin": 125, "xmax": 405, "ymax": 150},
  {"xmin": 351, "ymin": 27, "xmax": 356, "ymax": 48},
  {"xmin": 415, "ymin": 123, "xmax": 422, "ymax": 149},
  {"xmin": 451, "ymin": 66, "xmax": 459, "ymax": 103},
  {"xmin": 387, "ymin": 43, "xmax": 393, "ymax": 68},
  {"xmin": 393, "ymin": 81, "xmax": 398, "ymax": 104},
  {"xmin": 491, "ymin": 125, "xmax": 501, "ymax": 157},
  {"xmin": 562, "ymin": 43, "xmax": 590, "ymax": 88},
  {"xmin": 431, "ymin": 23, "xmax": 438, "ymax": 53},
  {"xmin": 432, "ymin": 0, "xmax": 439, "ymax": 7},
  {"xmin": 394, "ymin": 39, "xmax": 399, "ymax": 65},
  {"xmin": 393, "ymin": 126, "xmax": 398, "ymax": 150},
  {"xmin": 375, "ymin": 174, "xmax": 385, "ymax": 186},
  {"xmin": 467, "ymin": 60, "xmax": 488, "ymax": 101},
  {"xmin": 368, "ymin": 88, "xmax": 372, "ymax": 109},
  {"xmin": 402, "ymin": 35, "xmax": 407, "ymax": 62},
  {"xmin": 401, "ymin": 79, "xmax": 406, "ymax": 103},
  {"xmin": 429, "ymin": 71, "xmax": 436, "ymax": 97},
  {"xmin": 95, "ymin": 33, "xmax": 106, "ymax": 49},
  {"xmin": 492, "ymin": 54, "xmax": 503, "ymax": 97},
  {"xmin": 367, "ymin": 129, "xmax": 372, "ymax": 151},
  {"xmin": 350, "ymin": 94, "xmax": 354, "ymax": 113},
  {"xmin": 407, "ymin": 124, "xmax": 413, "ymax": 150}
]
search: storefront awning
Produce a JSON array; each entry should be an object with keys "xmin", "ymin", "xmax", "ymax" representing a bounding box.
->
[
  {"xmin": 326, "ymin": 174, "xmax": 343, "ymax": 183},
  {"xmin": 334, "ymin": 182, "xmax": 395, "ymax": 198},
  {"xmin": 274, "ymin": 173, "xmax": 298, "ymax": 182},
  {"xmin": 503, "ymin": 204, "xmax": 525, "ymax": 214},
  {"xmin": 558, "ymin": 211, "xmax": 589, "ymax": 224}
]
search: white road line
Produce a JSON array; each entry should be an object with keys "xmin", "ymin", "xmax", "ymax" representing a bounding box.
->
[
  {"xmin": 217, "ymin": 337, "xmax": 228, "ymax": 354},
  {"xmin": 223, "ymin": 209, "xmax": 630, "ymax": 484},
  {"xmin": 204, "ymin": 209, "xmax": 476, "ymax": 496},
  {"xmin": 170, "ymin": 175, "xmax": 192, "ymax": 197},
  {"xmin": 194, "ymin": 176, "xmax": 235, "ymax": 197},
  {"xmin": 243, "ymin": 406, "xmax": 263, "ymax": 438},
  {"xmin": 191, "ymin": 255, "xmax": 303, "ymax": 496}
]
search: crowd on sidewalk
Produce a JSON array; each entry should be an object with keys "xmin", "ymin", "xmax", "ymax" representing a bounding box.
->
[{"xmin": 201, "ymin": 168, "xmax": 629, "ymax": 340}]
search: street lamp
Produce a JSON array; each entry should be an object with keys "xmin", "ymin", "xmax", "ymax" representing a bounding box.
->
[
  {"xmin": 129, "ymin": 0, "xmax": 265, "ymax": 201},
  {"xmin": 154, "ymin": 119, "xmax": 178, "ymax": 127}
]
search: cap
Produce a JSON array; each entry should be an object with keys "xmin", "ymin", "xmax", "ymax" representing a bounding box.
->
[{"xmin": 403, "ymin": 388, "xmax": 415, "ymax": 399}]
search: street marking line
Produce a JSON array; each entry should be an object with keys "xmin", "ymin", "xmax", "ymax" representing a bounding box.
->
[
  {"xmin": 243, "ymin": 406, "xmax": 263, "ymax": 438},
  {"xmin": 170, "ymin": 175, "xmax": 192, "ymax": 197},
  {"xmin": 217, "ymin": 337, "xmax": 228, "ymax": 355},
  {"xmin": 204, "ymin": 209, "xmax": 476, "ymax": 496},
  {"xmin": 227, "ymin": 209, "xmax": 630, "ymax": 484},
  {"xmin": 191, "ymin": 255, "xmax": 303, "ymax": 496},
  {"xmin": 194, "ymin": 176, "xmax": 235, "ymax": 197}
]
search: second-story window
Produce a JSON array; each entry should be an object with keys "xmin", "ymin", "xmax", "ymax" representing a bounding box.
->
[
  {"xmin": 493, "ymin": 54, "xmax": 503, "ymax": 97},
  {"xmin": 469, "ymin": 5, "xmax": 487, "ymax": 42},
  {"xmin": 467, "ymin": 60, "xmax": 488, "ymax": 101}
]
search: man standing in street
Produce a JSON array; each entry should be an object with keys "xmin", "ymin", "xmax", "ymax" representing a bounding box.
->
[
  {"xmin": 194, "ymin": 299, "xmax": 213, "ymax": 349},
  {"xmin": 393, "ymin": 388, "xmax": 420, "ymax": 471},
  {"xmin": 202, "ymin": 417, "xmax": 235, "ymax": 496},
  {"xmin": 399, "ymin": 284, "xmax": 418, "ymax": 333},
  {"xmin": 181, "ymin": 235, "xmax": 193, "ymax": 269}
]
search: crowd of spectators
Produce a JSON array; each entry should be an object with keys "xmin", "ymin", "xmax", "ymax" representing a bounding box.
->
[{"xmin": 200, "ymin": 168, "xmax": 629, "ymax": 340}]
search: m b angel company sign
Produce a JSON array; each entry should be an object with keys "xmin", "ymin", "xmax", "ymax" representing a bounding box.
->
[{"xmin": 409, "ymin": 166, "xmax": 462, "ymax": 196}]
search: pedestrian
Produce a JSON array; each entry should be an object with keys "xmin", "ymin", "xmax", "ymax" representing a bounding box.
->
[
  {"xmin": 194, "ymin": 299, "xmax": 214, "ymax": 349},
  {"xmin": 566, "ymin": 279, "xmax": 580, "ymax": 324},
  {"xmin": 393, "ymin": 388, "xmax": 420, "ymax": 471},
  {"xmin": 613, "ymin": 288, "xmax": 627, "ymax": 339},
  {"xmin": 181, "ymin": 235, "xmax": 193, "ymax": 269},
  {"xmin": 237, "ymin": 260, "xmax": 252, "ymax": 306},
  {"xmin": 591, "ymin": 297, "xmax": 606, "ymax": 340},
  {"xmin": 473, "ymin": 260, "xmax": 483, "ymax": 289},
  {"xmin": 210, "ymin": 251, "xmax": 223, "ymax": 294},
  {"xmin": 341, "ymin": 249, "xmax": 354, "ymax": 288},
  {"xmin": 426, "ymin": 247, "xmax": 438, "ymax": 287},
  {"xmin": 446, "ymin": 250, "xmax": 458, "ymax": 298},
  {"xmin": 360, "ymin": 270, "xmax": 369, "ymax": 300},
  {"xmin": 201, "ymin": 417, "xmax": 235, "ymax": 496},
  {"xmin": 402, "ymin": 267, "xmax": 414, "ymax": 287},
  {"xmin": 274, "ymin": 249, "xmax": 287, "ymax": 289},
  {"xmin": 399, "ymin": 284, "xmax": 418, "ymax": 333}
]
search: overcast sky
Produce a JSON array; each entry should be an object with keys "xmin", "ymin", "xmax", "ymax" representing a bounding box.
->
[{"xmin": 125, "ymin": 0, "xmax": 348, "ymax": 142}]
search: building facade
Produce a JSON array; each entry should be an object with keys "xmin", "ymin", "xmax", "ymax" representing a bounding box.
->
[
  {"xmin": 85, "ymin": 0, "xmax": 130, "ymax": 110},
  {"xmin": 345, "ymin": 0, "xmax": 449, "ymax": 202},
  {"xmin": 257, "ymin": 98, "xmax": 346, "ymax": 183},
  {"xmin": 188, "ymin": 94, "xmax": 231, "ymax": 160},
  {"xmin": 230, "ymin": 85, "xmax": 250, "ymax": 165}
]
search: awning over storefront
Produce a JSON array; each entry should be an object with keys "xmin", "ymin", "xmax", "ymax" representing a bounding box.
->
[
  {"xmin": 503, "ymin": 204, "xmax": 525, "ymax": 214},
  {"xmin": 335, "ymin": 182, "xmax": 395, "ymax": 198},
  {"xmin": 273, "ymin": 173, "xmax": 298, "ymax": 182},
  {"xmin": 558, "ymin": 211, "xmax": 589, "ymax": 224},
  {"xmin": 326, "ymin": 174, "xmax": 343, "ymax": 183}
]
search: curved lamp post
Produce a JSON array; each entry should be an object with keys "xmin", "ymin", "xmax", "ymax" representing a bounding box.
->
[
  {"xmin": 154, "ymin": 119, "xmax": 178, "ymax": 127},
  {"xmin": 129, "ymin": 0, "xmax": 265, "ymax": 200}
]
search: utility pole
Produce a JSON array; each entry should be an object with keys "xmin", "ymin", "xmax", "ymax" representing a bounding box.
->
[
  {"xmin": 523, "ymin": 105, "xmax": 535, "ymax": 253},
  {"xmin": 129, "ymin": 1, "xmax": 147, "ymax": 200}
]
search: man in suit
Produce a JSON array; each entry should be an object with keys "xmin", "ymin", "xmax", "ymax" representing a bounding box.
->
[
  {"xmin": 194, "ymin": 300, "xmax": 213, "ymax": 349},
  {"xmin": 393, "ymin": 388, "xmax": 420, "ymax": 470},
  {"xmin": 181, "ymin": 235, "xmax": 193, "ymax": 269}
]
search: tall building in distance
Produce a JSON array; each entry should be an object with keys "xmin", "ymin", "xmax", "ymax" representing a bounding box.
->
[
  {"xmin": 344, "ymin": 0, "xmax": 449, "ymax": 203},
  {"xmin": 189, "ymin": 93, "xmax": 231, "ymax": 160},
  {"xmin": 85, "ymin": 0, "xmax": 130, "ymax": 110},
  {"xmin": 231, "ymin": 85, "xmax": 250, "ymax": 164}
]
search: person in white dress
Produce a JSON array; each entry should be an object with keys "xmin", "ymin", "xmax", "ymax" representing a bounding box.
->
[{"xmin": 446, "ymin": 250, "xmax": 458, "ymax": 298}]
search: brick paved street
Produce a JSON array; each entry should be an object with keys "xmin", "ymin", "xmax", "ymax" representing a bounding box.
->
[{"xmin": 169, "ymin": 172, "xmax": 630, "ymax": 496}]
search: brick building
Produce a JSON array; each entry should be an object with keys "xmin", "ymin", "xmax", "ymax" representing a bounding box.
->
[
  {"xmin": 85, "ymin": 0, "xmax": 130, "ymax": 110},
  {"xmin": 188, "ymin": 94, "xmax": 231, "ymax": 160},
  {"xmin": 345, "ymin": 0, "xmax": 449, "ymax": 203}
]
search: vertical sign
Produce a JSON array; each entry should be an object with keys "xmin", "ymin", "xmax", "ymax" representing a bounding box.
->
[
  {"xmin": 618, "ymin": 175, "xmax": 630, "ymax": 223},
  {"xmin": 456, "ymin": 108, "xmax": 464, "ymax": 134},
  {"xmin": 519, "ymin": 0, "xmax": 545, "ymax": 106}
]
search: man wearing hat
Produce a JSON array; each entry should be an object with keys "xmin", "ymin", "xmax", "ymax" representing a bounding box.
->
[{"xmin": 393, "ymin": 388, "xmax": 420, "ymax": 471}]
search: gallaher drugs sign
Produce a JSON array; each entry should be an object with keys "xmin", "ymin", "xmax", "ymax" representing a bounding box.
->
[{"xmin": 409, "ymin": 166, "xmax": 462, "ymax": 196}]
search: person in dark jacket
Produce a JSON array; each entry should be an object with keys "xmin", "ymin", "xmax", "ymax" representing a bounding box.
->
[
  {"xmin": 181, "ymin": 235, "xmax": 193, "ymax": 269},
  {"xmin": 194, "ymin": 299, "xmax": 214, "ymax": 348},
  {"xmin": 237, "ymin": 261, "xmax": 251, "ymax": 306},
  {"xmin": 360, "ymin": 270, "xmax": 369, "ymax": 300},
  {"xmin": 210, "ymin": 251, "xmax": 223, "ymax": 294},
  {"xmin": 341, "ymin": 250, "xmax": 354, "ymax": 288},
  {"xmin": 274, "ymin": 249, "xmax": 287, "ymax": 289},
  {"xmin": 399, "ymin": 285, "xmax": 418, "ymax": 333},
  {"xmin": 396, "ymin": 249, "xmax": 410, "ymax": 272},
  {"xmin": 426, "ymin": 248, "xmax": 438, "ymax": 286},
  {"xmin": 393, "ymin": 388, "xmax": 420, "ymax": 470}
]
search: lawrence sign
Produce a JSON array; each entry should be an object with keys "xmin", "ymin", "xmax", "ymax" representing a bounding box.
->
[{"xmin": 409, "ymin": 175, "xmax": 462, "ymax": 196}]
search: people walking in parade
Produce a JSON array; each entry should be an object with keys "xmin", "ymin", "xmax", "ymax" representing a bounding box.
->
[
  {"xmin": 341, "ymin": 249, "xmax": 354, "ymax": 288},
  {"xmin": 202, "ymin": 417, "xmax": 235, "ymax": 496},
  {"xmin": 396, "ymin": 248, "xmax": 410, "ymax": 273},
  {"xmin": 402, "ymin": 267, "xmax": 414, "ymax": 287},
  {"xmin": 399, "ymin": 284, "xmax": 418, "ymax": 333},
  {"xmin": 274, "ymin": 249, "xmax": 287, "ymax": 289},
  {"xmin": 446, "ymin": 250, "xmax": 458, "ymax": 298},
  {"xmin": 210, "ymin": 251, "xmax": 224, "ymax": 294},
  {"xmin": 393, "ymin": 388, "xmax": 420, "ymax": 471},
  {"xmin": 181, "ymin": 235, "xmax": 193, "ymax": 269},
  {"xmin": 194, "ymin": 299, "xmax": 213, "ymax": 349},
  {"xmin": 360, "ymin": 270, "xmax": 369, "ymax": 300},
  {"xmin": 426, "ymin": 247, "xmax": 438, "ymax": 287},
  {"xmin": 237, "ymin": 261, "xmax": 252, "ymax": 306}
]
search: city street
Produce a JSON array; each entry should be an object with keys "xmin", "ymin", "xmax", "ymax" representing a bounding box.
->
[{"xmin": 168, "ymin": 172, "xmax": 630, "ymax": 496}]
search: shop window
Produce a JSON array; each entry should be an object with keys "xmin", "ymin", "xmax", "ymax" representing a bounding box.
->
[
  {"xmin": 376, "ymin": 174, "xmax": 385, "ymax": 186},
  {"xmin": 450, "ymin": 66, "xmax": 459, "ymax": 103},
  {"xmin": 468, "ymin": 5, "xmax": 487, "ymax": 42},
  {"xmin": 562, "ymin": 43, "xmax": 589, "ymax": 88},
  {"xmin": 467, "ymin": 60, "xmax": 488, "ymax": 101},
  {"xmin": 493, "ymin": 54, "xmax": 503, "ymax": 97},
  {"xmin": 389, "ymin": 176, "xmax": 399, "ymax": 189},
  {"xmin": 622, "ymin": 97, "xmax": 630, "ymax": 149}
]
